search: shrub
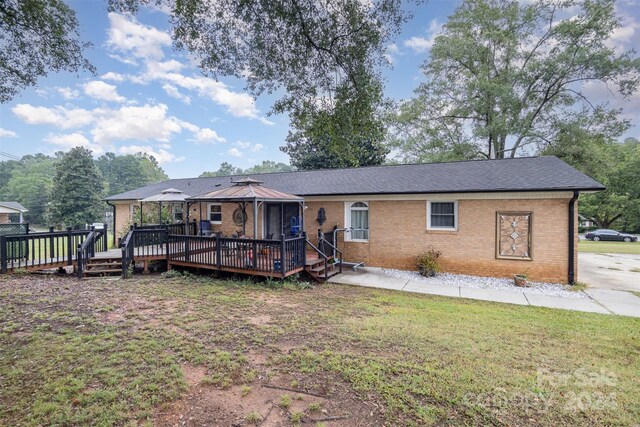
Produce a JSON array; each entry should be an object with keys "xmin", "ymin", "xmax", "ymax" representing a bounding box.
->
[{"xmin": 415, "ymin": 247, "xmax": 442, "ymax": 277}]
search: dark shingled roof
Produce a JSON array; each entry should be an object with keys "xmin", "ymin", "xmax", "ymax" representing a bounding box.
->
[{"xmin": 105, "ymin": 156, "xmax": 604, "ymax": 201}]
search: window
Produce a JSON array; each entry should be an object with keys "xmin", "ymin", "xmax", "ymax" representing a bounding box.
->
[
  {"xmin": 427, "ymin": 201, "xmax": 458, "ymax": 231},
  {"xmin": 208, "ymin": 203, "xmax": 222, "ymax": 224},
  {"xmin": 345, "ymin": 202, "xmax": 369, "ymax": 241}
]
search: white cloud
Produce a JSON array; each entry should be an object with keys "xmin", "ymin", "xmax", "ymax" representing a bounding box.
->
[
  {"xmin": 12, "ymin": 104, "xmax": 94, "ymax": 129},
  {"xmin": 195, "ymin": 128, "xmax": 226, "ymax": 144},
  {"xmin": 227, "ymin": 147, "xmax": 242, "ymax": 157},
  {"xmin": 84, "ymin": 80, "xmax": 126, "ymax": 103},
  {"xmin": 403, "ymin": 19, "xmax": 442, "ymax": 53},
  {"xmin": 0, "ymin": 128, "xmax": 17, "ymax": 137},
  {"xmin": 251, "ymin": 143, "xmax": 264, "ymax": 152},
  {"xmin": 107, "ymin": 12, "xmax": 171, "ymax": 60},
  {"xmin": 162, "ymin": 84, "xmax": 191, "ymax": 104},
  {"xmin": 57, "ymin": 87, "xmax": 79, "ymax": 100},
  {"xmin": 385, "ymin": 43, "xmax": 401, "ymax": 64},
  {"xmin": 235, "ymin": 140, "xmax": 251, "ymax": 149},
  {"xmin": 101, "ymin": 72, "xmax": 125, "ymax": 82},
  {"xmin": 119, "ymin": 145, "xmax": 184, "ymax": 164},
  {"xmin": 91, "ymin": 104, "xmax": 182, "ymax": 143},
  {"xmin": 45, "ymin": 133, "xmax": 106, "ymax": 155}
]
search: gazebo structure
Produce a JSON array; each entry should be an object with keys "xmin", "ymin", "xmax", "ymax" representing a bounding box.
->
[
  {"xmin": 139, "ymin": 188, "xmax": 190, "ymax": 225},
  {"xmin": 186, "ymin": 177, "xmax": 305, "ymax": 239}
]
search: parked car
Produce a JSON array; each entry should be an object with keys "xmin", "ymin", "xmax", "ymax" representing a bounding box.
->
[
  {"xmin": 584, "ymin": 229, "xmax": 638, "ymax": 242},
  {"xmin": 91, "ymin": 222, "xmax": 105, "ymax": 230}
]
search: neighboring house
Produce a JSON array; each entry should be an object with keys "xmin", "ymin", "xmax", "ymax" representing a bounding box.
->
[
  {"xmin": 105, "ymin": 157, "xmax": 604, "ymax": 283},
  {"xmin": 579, "ymin": 214, "xmax": 595, "ymax": 228},
  {"xmin": 0, "ymin": 202, "xmax": 28, "ymax": 224}
]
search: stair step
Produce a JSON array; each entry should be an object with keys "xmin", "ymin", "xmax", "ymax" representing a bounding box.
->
[
  {"xmin": 87, "ymin": 262, "xmax": 121, "ymax": 267},
  {"xmin": 305, "ymin": 257, "xmax": 333, "ymax": 267},
  {"xmin": 84, "ymin": 269, "xmax": 121, "ymax": 275},
  {"xmin": 309, "ymin": 264, "xmax": 336, "ymax": 273}
]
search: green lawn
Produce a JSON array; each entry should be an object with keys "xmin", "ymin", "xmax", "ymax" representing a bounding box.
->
[
  {"xmin": 0, "ymin": 273, "xmax": 638, "ymax": 426},
  {"xmin": 578, "ymin": 239, "xmax": 640, "ymax": 255}
]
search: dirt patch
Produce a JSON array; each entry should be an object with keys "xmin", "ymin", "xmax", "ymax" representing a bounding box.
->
[
  {"xmin": 247, "ymin": 314, "xmax": 271, "ymax": 326},
  {"xmin": 182, "ymin": 364, "xmax": 207, "ymax": 388}
]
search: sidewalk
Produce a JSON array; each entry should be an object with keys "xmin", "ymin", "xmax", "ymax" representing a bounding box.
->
[{"xmin": 328, "ymin": 268, "xmax": 640, "ymax": 318}]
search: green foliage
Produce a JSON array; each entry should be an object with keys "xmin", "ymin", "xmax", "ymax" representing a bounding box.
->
[
  {"xmin": 415, "ymin": 247, "xmax": 442, "ymax": 277},
  {"xmin": 0, "ymin": 0, "xmax": 95, "ymax": 102},
  {"xmin": 48, "ymin": 147, "xmax": 104, "ymax": 228},
  {"xmin": 199, "ymin": 161, "xmax": 293, "ymax": 178},
  {"xmin": 95, "ymin": 153, "xmax": 168, "ymax": 196},
  {"xmin": 390, "ymin": 0, "xmax": 640, "ymax": 161},
  {"xmin": 0, "ymin": 154, "xmax": 57, "ymax": 224},
  {"xmin": 282, "ymin": 79, "xmax": 389, "ymax": 170}
]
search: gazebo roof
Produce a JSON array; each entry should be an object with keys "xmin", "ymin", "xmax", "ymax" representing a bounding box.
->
[
  {"xmin": 140, "ymin": 188, "xmax": 190, "ymax": 203},
  {"xmin": 188, "ymin": 177, "xmax": 303, "ymax": 203}
]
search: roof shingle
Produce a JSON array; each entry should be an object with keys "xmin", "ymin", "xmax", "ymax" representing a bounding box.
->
[{"xmin": 105, "ymin": 156, "xmax": 604, "ymax": 201}]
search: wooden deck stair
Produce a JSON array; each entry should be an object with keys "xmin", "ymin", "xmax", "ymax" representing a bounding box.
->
[
  {"xmin": 83, "ymin": 257, "xmax": 122, "ymax": 277},
  {"xmin": 304, "ymin": 253, "xmax": 340, "ymax": 281}
]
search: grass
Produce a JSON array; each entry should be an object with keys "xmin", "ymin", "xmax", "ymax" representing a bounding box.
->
[
  {"xmin": 578, "ymin": 240, "xmax": 640, "ymax": 254},
  {"xmin": 0, "ymin": 274, "xmax": 638, "ymax": 426}
]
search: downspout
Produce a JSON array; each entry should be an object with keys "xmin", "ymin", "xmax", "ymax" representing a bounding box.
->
[
  {"xmin": 106, "ymin": 201, "xmax": 116, "ymax": 246},
  {"xmin": 568, "ymin": 191, "xmax": 579, "ymax": 284}
]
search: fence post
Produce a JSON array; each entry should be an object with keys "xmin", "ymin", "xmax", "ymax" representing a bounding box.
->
[
  {"xmin": 302, "ymin": 232, "xmax": 307, "ymax": 268},
  {"xmin": 66, "ymin": 227, "xmax": 73, "ymax": 265},
  {"xmin": 165, "ymin": 231, "xmax": 170, "ymax": 263},
  {"xmin": 185, "ymin": 235, "xmax": 190, "ymax": 262},
  {"xmin": 103, "ymin": 224, "xmax": 109, "ymax": 251},
  {"xmin": 48, "ymin": 227, "xmax": 54, "ymax": 259},
  {"xmin": 0, "ymin": 236, "xmax": 7, "ymax": 274},
  {"xmin": 280, "ymin": 234, "xmax": 286, "ymax": 278},
  {"xmin": 90, "ymin": 226, "xmax": 96, "ymax": 258},
  {"xmin": 77, "ymin": 243, "xmax": 83, "ymax": 278},
  {"xmin": 216, "ymin": 234, "xmax": 221, "ymax": 269}
]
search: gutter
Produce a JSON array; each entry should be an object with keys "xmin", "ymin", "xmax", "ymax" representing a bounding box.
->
[
  {"xmin": 568, "ymin": 191, "xmax": 579, "ymax": 284},
  {"xmin": 106, "ymin": 201, "xmax": 117, "ymax": 246}
]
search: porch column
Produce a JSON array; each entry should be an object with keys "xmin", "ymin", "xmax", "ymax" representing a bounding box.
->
[{"xmin": 253, "ymin": 200, "xmax": 258, "ymax": 239}]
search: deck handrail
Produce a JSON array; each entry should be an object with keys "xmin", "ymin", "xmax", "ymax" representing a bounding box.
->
[
  {"xmin": 318, "ymin": 236, "xmax": 343, "ymax": 275},
  {"xmin": 121, "ymin": 229, "xmax": 135, "ymax": 278},
  {"xmin": 77, "ymin": 229, "xmax": 97, "ymax": 278},
  {"xmin": 305, "ymin": 238, "xmax": 331, "ymax": 279}
]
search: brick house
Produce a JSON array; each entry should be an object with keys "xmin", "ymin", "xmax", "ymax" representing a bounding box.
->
[
  {"xmin": 105, "ymin": 157, "xmax": 604, "ymax": 283},
  {"xmin": 0, "ymin": 202, "xmax": 28, "ymax": 224}
]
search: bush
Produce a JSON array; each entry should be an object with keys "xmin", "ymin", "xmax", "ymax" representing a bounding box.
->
[{"xmin": 415, "ymin": 247, "xmax": 442, "ymax": 277}]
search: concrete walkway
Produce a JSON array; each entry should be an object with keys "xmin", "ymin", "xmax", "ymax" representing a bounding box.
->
[{"xmin": 328, "ymin": 268, "xmax": 640, "ymax": 318}]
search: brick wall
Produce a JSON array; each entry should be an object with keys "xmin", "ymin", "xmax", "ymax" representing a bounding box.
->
[
  {"xmin": 112, "ymin": 195, "xmax": 577, "ymax": 283},
  {"xmin": 0, "ymin": 213, "xmax": 9, "ymax": 224},
  {"xmin": 303, "ymin": 198, "xmax": 576, "ymax": 283}
]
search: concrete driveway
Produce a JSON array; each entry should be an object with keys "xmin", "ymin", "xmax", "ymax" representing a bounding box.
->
[{"xmin": 578, "ymin": 252, "xmax": 640, "ymax": 292}]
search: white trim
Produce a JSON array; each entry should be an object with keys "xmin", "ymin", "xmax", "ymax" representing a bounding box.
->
[
  {"xmin": 207, "ymin": 203, "xmax": 222, "ymax": 224},
  {"xmin": 427, "ymin": 200, "xmax": 458, "ymax": 231},
  {"xmin": 344, "ymin": 201, "xmax": 370, "ymax": 242},
  {"xmin": 305, "ymin": 191, "xmax": 575, "ymax": 202}
]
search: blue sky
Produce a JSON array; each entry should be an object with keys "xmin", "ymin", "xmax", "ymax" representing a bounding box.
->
[{"xmin": 1, "ymin": 0, "xmax": 638, "ymax": 178}]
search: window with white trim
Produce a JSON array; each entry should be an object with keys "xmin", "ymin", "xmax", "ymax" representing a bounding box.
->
[
  {"xmin": 427, "ymin": 201, "xmax": 458, "ymax": 231},
  {"xmin": 172, "ymin": 204, "xmax": 183, "ymax": 222},
  {"xmin": 345, "ymin": 202, "xmax": 369, "ymax": 241},
  {"xmin": 208, "ymin": 203, "xmax": 222, "ymax": 224}
]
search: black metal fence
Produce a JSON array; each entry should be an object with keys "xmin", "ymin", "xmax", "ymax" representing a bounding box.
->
[{"xmin": 0, "ymin": 226, "xmax": 108, "ymax": 273}]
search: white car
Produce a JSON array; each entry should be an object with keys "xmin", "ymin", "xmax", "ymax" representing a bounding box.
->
[{"xmin": 91, "ymin": 222, "xmax": 105, "ymax": 230}]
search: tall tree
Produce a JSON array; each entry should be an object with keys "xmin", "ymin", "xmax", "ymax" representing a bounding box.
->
[
  {"xmin": 390, "ymin": 0, "xmax": 640, "ymax": 161},
  {"xmin": 0, "ymin": 154, "xmax": 57, "ymax": 224},
  {"xmin": 282, "ymin": 79, "xmax": 389, "ymax": 169},
  {"xmin": 48, "ymin": 147, "xmax": 104, "ymax": 227},
  {"xmin": 95, "ymin": 152, "xmax": 168, "ymax": 196},
  {"xmin": 199, "ymin": 161, "xmax": 293, "ymax": 177},
  {"xmin": 0, "ymin": 0, "xmax": 94, "ymax": 102}
]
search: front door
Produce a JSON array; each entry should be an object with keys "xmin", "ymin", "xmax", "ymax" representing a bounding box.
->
[{"xmin": 265, "ymin": 203, "xmax": 300, "ymax": 239}]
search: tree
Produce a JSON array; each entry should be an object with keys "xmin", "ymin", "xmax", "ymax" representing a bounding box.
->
[
  {"xmin": 0, "ymin": 154, "xmax": 57, "ymax": 224},
  {"xmin": 0, "ymin": 0, "xmax": 94, "ymax": 103},
  {"xmin": 390, "ymin": 0, "xmax": 640, "ymax": 161},
  {"xmin": 282, "ymin": 80, "xmax": 389, "ymax": 169},
  {"xmin": 95, "ymin": 152, "xmax": 168, "ymax": 196},
  {"xmin": 545, "ymin": 135, "xmax": 640, "ymax": 230},
  {"xmin": 199, "ymin": 161, "xmax": 293, "ymax": 177},
  {"xmin": 108, "ymin": 0, "xmax": 406, "ymax": 114},
  {"xmin": 48, "ymin": 147, "xmax": 104, "ymax": 227}
]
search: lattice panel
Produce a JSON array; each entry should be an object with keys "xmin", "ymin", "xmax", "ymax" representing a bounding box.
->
[{"xmin": 496, "ymin": 212, "xmax": 532, "ymax": 260}]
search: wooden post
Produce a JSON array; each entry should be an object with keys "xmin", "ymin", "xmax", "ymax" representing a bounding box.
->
[
  {"xmin": 90, "ymin": 226, "xmax": 95, "ymax": 258},
  {"xmin": 66, "ymin": 227, "xmax": 73, "ymax": 265},
  {"xmin": 280, "ymin": 234, "xmax": 286, "ymax": 278},
  {"xmin": 185, "ymin": 236, "xmax": 190, "ymax": 262},
  {"xmin": 0, "ymin": 236, "xmax": 7, "ymax": 274},
  {"xmin": 216, "ymin": 234, "xmax": 221, "ymax": 269},
  {"xmin": 49, "ymin": 227, "xmax": 55, "ymax": 259},
  {"xmin": 165, "ymin": 231, "xmax": 170, "ymax": 264},
  {"xmin": 302, "ymin": 232, "xmax": 307, "ymax": 268}
]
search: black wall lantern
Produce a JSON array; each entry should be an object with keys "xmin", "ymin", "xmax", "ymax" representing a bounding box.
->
[{"xmin": 316, "ymin": 207, "xmax": 326, "ymax": 226}]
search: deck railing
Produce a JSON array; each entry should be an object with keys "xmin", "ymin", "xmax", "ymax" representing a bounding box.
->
[
  {"xmin": 76, "ymin": 230, "xmax": 98, "ymax": 278},
  {"xmin": 168, "ymin": 234, "xmax": 306, "ymax": 277},
  {"xmin": 0, "ymin": 226, "xmax": 108, "ymax": 273}
]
